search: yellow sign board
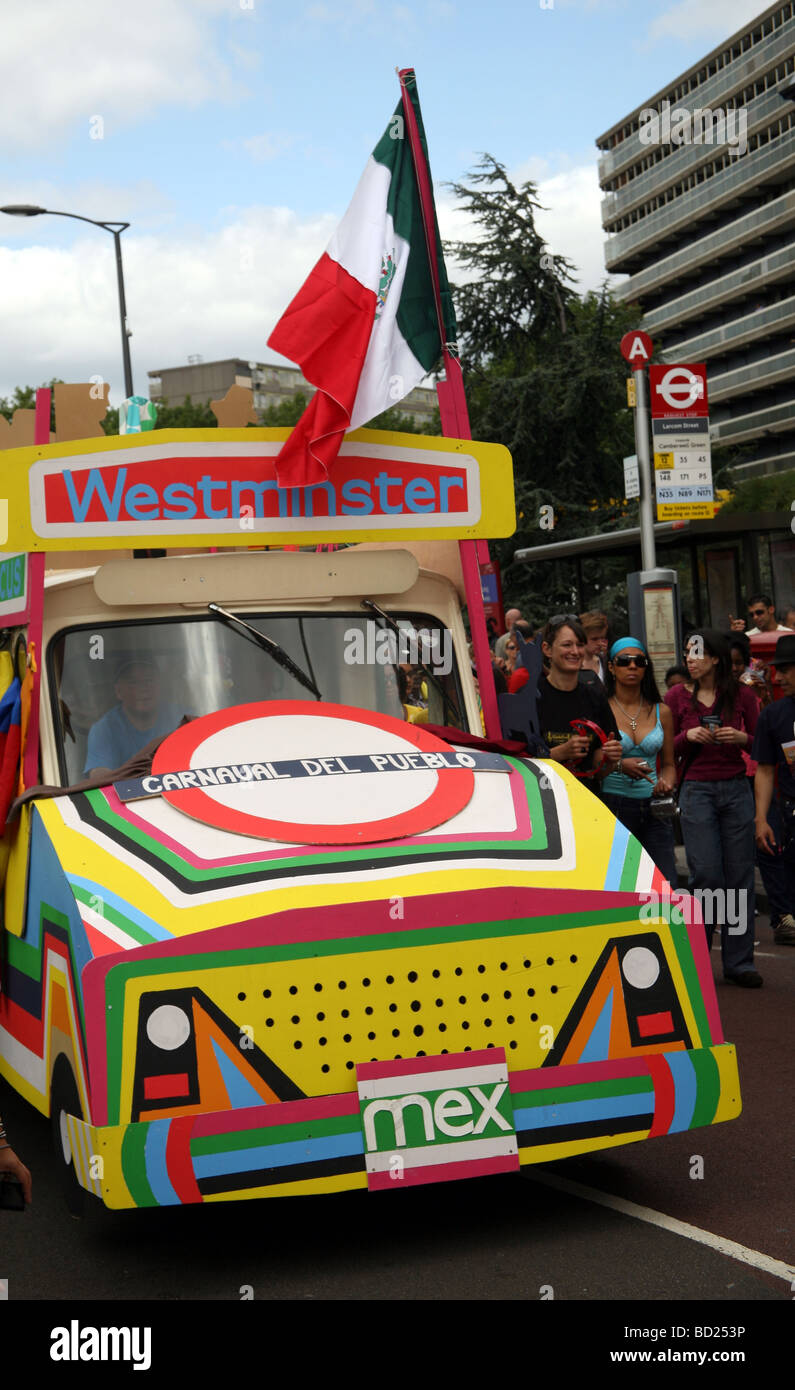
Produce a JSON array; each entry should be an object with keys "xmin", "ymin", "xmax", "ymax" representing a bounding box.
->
[
  {"xmin": 657, "ymin": 502, "xmax": 715, "ymax": 520},
  {"xmin": 0, "ymin": 427, "xmax": 515, "ymax": 553},
  {"xmin": 654, "ymin": 451, "xmax": 674, "ymax": 469},
  {"xmin": 626, "ymin": 378, "xmax": 636, "ymax": 408}
]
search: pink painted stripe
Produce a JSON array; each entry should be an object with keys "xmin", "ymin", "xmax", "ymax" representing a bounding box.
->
[
  {"xmin": 102, "ymin": 756, "xmax": 533, "ymax": 868},
  {"xmin": 191, "ymin": 1090, "xmax": 360, "ymax": 1138},
  {"xmin": 368, "ymin": 1152, "xmax": 519, "ymax": 1191},
  {"xmin": 357, "ymin": 1047, "xmax": 500, "ymax": 1083},
  {"xmin": 683, "ymin": 903, "xmax": 723, "ymax": 1045},
  {"xmin": 510, "ymin": 1055, "xmax": 650, "ymax": 1094},
  {"xmin": 111, "ymin": 886, "xmax": 643, "ymax": 965}
]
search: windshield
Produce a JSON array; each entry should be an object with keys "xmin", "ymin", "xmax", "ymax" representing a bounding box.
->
[{"xmin": 49, "ymin": 611, "xmax": 465, "ymax": 785}]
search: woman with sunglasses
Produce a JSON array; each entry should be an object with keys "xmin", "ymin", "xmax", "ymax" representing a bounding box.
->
[
  {"xmin": 601, "ymin": 638, "xmax": 677, "ymax": 886},
  {"xmin": 665, "ymin": 629, "xmax": 761, "ymax": 987}
]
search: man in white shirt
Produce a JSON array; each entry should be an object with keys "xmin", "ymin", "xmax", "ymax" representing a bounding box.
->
[{"xmin": 730, "ymin": 594, "xmax": 793, "ymax": 636}]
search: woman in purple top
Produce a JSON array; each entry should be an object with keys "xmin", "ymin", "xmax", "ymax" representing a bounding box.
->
[{"xmin": 665, "ymin": 629, "xmax": 761, "ymax": 987}]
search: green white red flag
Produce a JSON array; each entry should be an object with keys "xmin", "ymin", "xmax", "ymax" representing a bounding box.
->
[{"xmin": 267, "ymin": 73, "xmax": 457, "ymax": 487}]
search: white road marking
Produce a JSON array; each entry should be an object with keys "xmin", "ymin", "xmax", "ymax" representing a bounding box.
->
[{"xmin": 526, "ymin": 1170, "xmax": 795, "ymax": 1285}]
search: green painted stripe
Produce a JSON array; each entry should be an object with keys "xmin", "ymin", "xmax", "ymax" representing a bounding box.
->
[
  {"xmin": 191, "ymin": 1112, "xmax": 362, "ymax": 1156},
  {"xmin": 88, "ymin": 756, "xmax": 548, "ymax": 880},
  {"xmin": 5, "ymin": 931, "xmax": 44, "ymax": 980},
  {"xmin": 512, "ymin": 1075, "xmax": 653, "ymax": 1109},
  {"xmin": 371, "ymin": 82, "xmax": 456, "ymax": 372},
  {"xmin": 104, "ymin": 901, "xmax": 647, "ymax": 1027},
  {"xmin": 619, "ymin": 833, "xmax": 642, "ymax": 891},
  {"xmin": 688, "ymin": 1046, "xmax": 720, "ymax": 1128},
  {"xmin": 667, "ymin": 910, "xmax": 711, "ymax": 1046},
  {"xmin": 120, "ymin": 1122, "xmax": 158, "ymax": 1207},
  {"xmin": 71, "ymin": 884, "xmax": 157, "ymax": 946}
]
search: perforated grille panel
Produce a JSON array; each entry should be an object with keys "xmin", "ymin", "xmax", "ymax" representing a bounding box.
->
[{"xmin": 192, "ymin": 931, "xmax": 591, "ymax": 1094}]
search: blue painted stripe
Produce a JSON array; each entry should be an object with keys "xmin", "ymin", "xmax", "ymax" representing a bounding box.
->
[
  {"xmin": 144, "ymin": 1122, "xmax": 179, "ymax": 1205},
  {"xmin": 515, "ymin": 1091, "xmax": 651, "ymax": 1132},
  {"xmin": 664, "ymin": 1049, "xmax": 698, "ymax": 1132},
  {"xmin": 603, "ymin": 821, "xmax": 630, "ymax": 891},
  {"xmin": 578, "ymin": 988, "xmax": 614, "ymax": 1064},
  {"xmin": 192, "ymin": 1129, "xmax": 364, "ymax": 1179},
  {"xmin": 210, "ymin": 1038, "xmax": 268, "ymax": 1110},
  {"xmin": 67, "ymin": 876, "xmax": 171, "ymax": 942}
]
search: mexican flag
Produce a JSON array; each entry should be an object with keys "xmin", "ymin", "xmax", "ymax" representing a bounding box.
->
[{"xmin": 267, "ymin": 75, "xmax": 457, "ymax": 487}]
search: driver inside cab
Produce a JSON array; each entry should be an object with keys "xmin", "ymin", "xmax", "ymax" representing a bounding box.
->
[{"xmin": 84, "ymin": 656, "xmax": 183, "ymax": 776}]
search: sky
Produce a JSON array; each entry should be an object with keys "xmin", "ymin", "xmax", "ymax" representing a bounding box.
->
[{"xmin": 0, "ymin": 0, "xmax": 774, "ymax": 405}]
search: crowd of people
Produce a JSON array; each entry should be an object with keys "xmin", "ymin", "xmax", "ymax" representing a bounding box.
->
[{"xmin": 489, "ymin": 592, "xmax": 795, "ymax": 991}]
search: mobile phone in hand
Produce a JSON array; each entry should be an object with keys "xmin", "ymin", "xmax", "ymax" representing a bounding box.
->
[{"xmin": 0, "ymin": 1177, "xmax": 26, "ymax": 1211}]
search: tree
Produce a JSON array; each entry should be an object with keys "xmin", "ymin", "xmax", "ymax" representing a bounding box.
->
[
  {"xmin": 0, "ymin": 379, "xmax": 64, "ymax": 431},
  {"xmin": 444, "ymin": 156, "xmax": 640, "ymax": 622},
  {"xmin": 259, "ymin": 393, "xmax": 308, "ymax": 426},
  {"xmin": 102, "ymin": 395, "xmax": 218, "ymax": 434},
  {"xmin": 260, "ymin": 393, "xmax": 436, "ymax": 433},
  {"xmin": 367, "ymin": 404, "xmax": 438, "ymax": 434}
]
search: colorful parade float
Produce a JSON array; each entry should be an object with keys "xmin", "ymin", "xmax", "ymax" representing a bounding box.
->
[{"xmin": 0, "ymin": 72, "xmax": 739, "ymax": 1210}]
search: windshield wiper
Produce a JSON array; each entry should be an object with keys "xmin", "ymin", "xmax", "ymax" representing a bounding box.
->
[
  {"xmin": 361, "ymin": 599, "xmax": 462, "ymax": 726},
  {"xmin": 207, "ymin": 604, "xmax": 322, "ymax": 700}
]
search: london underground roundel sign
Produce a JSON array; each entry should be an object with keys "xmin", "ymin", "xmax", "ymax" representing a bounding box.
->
[
  {"xmin": 150, "ymin": 701, "xmax": 476, "ymax": 845},
  {"xmin": 648, "ymin": 363, "xmax": 708, "ymax": 417}
]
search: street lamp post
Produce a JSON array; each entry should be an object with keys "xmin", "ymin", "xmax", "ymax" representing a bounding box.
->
[{"xmin": 1, "ymin": 204, "xmax": 134, "ymax": 397}]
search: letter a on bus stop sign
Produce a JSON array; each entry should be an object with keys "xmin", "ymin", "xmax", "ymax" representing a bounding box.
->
[{"xmin": 620, "ymin": 330, "xmax": 653, "ymax": 367}]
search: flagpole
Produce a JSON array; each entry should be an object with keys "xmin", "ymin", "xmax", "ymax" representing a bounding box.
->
[{"xmin": 397, "ymin": 68, "xmax": 501, "ymax": 740}]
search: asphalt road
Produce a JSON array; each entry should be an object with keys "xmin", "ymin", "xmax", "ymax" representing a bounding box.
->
[{"xmin": 1, "ymin": 920, "xmax": 791, "ymax": 1313}]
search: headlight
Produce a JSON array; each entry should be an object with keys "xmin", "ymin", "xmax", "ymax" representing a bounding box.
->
[{"xmin": 146, "ymin": 1003, "xmax": 191, "ymax": 1051}]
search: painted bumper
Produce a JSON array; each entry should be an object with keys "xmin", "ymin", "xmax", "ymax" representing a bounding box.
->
[{"xmin": 70, "ymin": 1043, "xmax": 740, "ymax": 1208}]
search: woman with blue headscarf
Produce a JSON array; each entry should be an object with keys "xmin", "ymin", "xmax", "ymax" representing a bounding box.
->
[{"xmin": 601, "ymin": 637, "xmax": 678, "ymax": 886}]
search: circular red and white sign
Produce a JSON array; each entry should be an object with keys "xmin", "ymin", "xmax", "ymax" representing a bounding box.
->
[
  {"xmin": 652, "ymin": 365, "xmax": 705, "ymax": 412},
  {"xmin": 151, "ymin": 701, "xmax": 476, "ymax": 845},
  {"xmin": 620, "ymin": 330, "xmax": 653, "ymax": 365}
]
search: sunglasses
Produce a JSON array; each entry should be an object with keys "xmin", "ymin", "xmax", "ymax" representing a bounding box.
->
[
  {"xmin": 550, "ymin": 613, "xmax": 578, "ymax": 626},
  {"xmin": 613, "ymin": 655, "xmax": 648, "ymax": 667},
  {"xmin": 749, "ymin": 609, "xmax": 767, "ymax": 617}
]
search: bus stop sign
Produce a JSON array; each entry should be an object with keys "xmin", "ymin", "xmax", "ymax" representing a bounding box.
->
[{"xmin": 620, "ymin": 331, "xmax": 653, "ymax": 366}]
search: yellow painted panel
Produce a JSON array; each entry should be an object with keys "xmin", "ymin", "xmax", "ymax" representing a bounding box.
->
[
  {"xmin": 0, "ymin": 427, "xmax": 515, "ymax": 552},
  {"xmin": 712, "ymin": 1044, "xmax": 742, "ymax": 1123},
  {"xmin": 3, "ymin": 804, "xmax": 32, "ymax": 936},
  {"xmin": 519, "ymin": 1128, "xmax": 650, "ymax": 1166},
  {"xmin": 116, "ymin": 918, "xmax": 677, "ymax": 1108}
]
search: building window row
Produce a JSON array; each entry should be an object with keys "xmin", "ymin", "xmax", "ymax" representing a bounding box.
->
[
  {"xmin": 605, "ymin": 56, "xmax": 795, "ymax": 191},
  {"xmin": 602, "ymin": 5, "xmax": 794, "ymax": 150},
  {"xmin": 606, "ymin": 112, "xmax": 795, "ymax": 234}
]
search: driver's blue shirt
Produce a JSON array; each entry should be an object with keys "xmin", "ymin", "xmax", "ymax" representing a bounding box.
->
[{"xmin": 84, "ymin": 702, "xmax": 182, "ymax": 774}]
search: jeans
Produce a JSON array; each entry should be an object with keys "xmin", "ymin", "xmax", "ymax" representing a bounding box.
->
[
  {"xmin": 678, "ymin": 778, "xmax": 756, "ymax": 977},
  {"xmin": 601, "ymin": 793, "xmax": 678, "ymax": 888},
  {"xmin": 755, "ymin": 796, "xmax": 795, "ymax": 926}
]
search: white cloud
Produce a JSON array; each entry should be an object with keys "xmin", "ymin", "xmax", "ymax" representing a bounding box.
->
[
  {"xmin": 0, "ymin": 0, "xmax": 244, "ymax": 151},
  {"xmin": 0, "ymin": 153, "xmax": 625, "ymax": 408},
  {"xmin": 240, "ymin": 132, "xmax": 296, "ymax": 162},
  {"xmin": 437, "ymin": 155, "xmax": 625, "ymax": 296},
  {"xmin": 0, "ymin": 206, "xmax": 337, "ymax": 404},
  {"xmin": 646, "ymin": 0, "xmax": 770, "ymax": 44}
]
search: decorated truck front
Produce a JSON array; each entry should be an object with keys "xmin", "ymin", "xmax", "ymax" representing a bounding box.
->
[{"xmin": 0, "ymin": 425, "xmax": 740, "ymax": 1208}]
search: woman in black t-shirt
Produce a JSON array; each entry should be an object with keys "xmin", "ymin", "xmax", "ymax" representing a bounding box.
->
[{"xmin": 536, "ymin": 616, "xmax": 621, "ymax": 783}]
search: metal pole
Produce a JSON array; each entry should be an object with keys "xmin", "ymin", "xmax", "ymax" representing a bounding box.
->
[
  {"xmin": 0, "ymin": 206, "xmax": 133, "ymax": 400},
  {"xmin": 397, "ymin": 68, "xmax": 501, "ymax": 738},
  {"xmin": 111, "ymin": 227, "xmax": 134, "ymax": 397},
  {"xmin": 634, "ymin": 366, "xmax": 657, "ymax": 570}
]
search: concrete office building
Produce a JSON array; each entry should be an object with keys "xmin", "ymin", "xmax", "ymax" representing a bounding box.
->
[
  {"xmin": 597, "ymin": 2, "xmax": 795, "ymax": 480},
  {"xmin": 147, "ymin": 358, "xmax": 439, "ymax": 430}
]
